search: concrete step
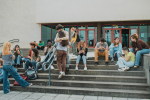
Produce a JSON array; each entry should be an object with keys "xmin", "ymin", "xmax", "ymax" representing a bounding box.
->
[
  {"xmin": 0, "ymin": 78, "xmax": 148, "ymax": 91},
  {"xmin": 0, "ymin": 84, "xmax": 149, "ymax": 98},
  {"xmin": 15, "ymin": 73, "xmax": 146, "ymax": 83},
  {"xmin": 17, "ymin": 68, "xmax": 145, "ymax": 76}
]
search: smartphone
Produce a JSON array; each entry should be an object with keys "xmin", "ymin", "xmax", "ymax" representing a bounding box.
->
[{"xmin": 81, "ymin": 47, "xmax": 83, "ymax": 50}]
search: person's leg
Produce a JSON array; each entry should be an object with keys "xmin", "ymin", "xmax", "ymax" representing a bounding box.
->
[
  {"xmin": 135, "ymin": 49, "xmax": 150, "ymax": 66},
  {"xmin": 62, "ymin": 51, "xmax": 67, "ymax": 72},
  {"xmin": 66, "ymin": 48, "xmax": 70, "ymax": 69},
  {"xmin": 31, "ymin": 60, "xmax": 37, "ymax": 71},
  {"xmin": 25, "ymin": 59, "xmax": 32, "ymax": 69},
  {"xmin": 41, "ymin": 46, "xmax": 44, "ymax": 50},
  {"xmin": 3, "ymin": 65, "xmax": 10, "ymax": 94},
  {"xmin": 109, "ymin": 49, "xmax": 114, "ymax": 59},
  {"xmin": 72, "ymin": 42, "xmax": 77, "ymax": 55},
  {"xmin": 82, "ymin": 55, "xmax": 87, "ymax": 67},
  {"xmin": 37, "ymin": 46, "xmax": 40, "ymax": 50},
  {"xmin": 57, "ymin": 50, "xmax": 63, "ymax": 72},
  {"xmin": 117, "ymin": 57, "xmax": 126, "ymax": 68},
  {"xmin": 8, "ymin": 65, "xmax": 29, "ymax": 87},
  {"xmin": 104, "ymin": 50, "xmax": 109, "ymax": 62},
  {"xmin": 16, "ymin": 55, "xmax": 22, "ymax": 65},
  {"xmin": 76, "ymin": 55, "xmax": 81, "ymax": 67},
  {"xmin": 95, "ymin": 50, "xmax": 100, "ymax": 62}
]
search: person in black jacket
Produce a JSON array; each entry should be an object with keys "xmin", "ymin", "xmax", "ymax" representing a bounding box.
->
[{"xmin": 75, "ymin": 41, "xmax": 88, "ymax": 71}]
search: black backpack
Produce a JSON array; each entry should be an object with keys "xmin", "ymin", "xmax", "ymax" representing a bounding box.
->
[{"xmin": 76, "ymin": 34, "xmax": 80, "ymax": 42}]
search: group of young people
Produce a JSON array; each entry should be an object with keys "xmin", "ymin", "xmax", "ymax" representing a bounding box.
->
[{"xmin": 0, "ymin": 24, "xmax": 150, "ymax": 94}]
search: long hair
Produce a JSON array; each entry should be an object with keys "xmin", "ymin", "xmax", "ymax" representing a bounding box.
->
[
  {"xmin": 32, "ymin": 48, "xmax": 38, "ymax": 57},
  {"xmin": 78, "ymin": 41, "xmax": 86, "ymax": 51},
  {"xmin": 122, "ymin": 47, "xmax": 129, "ymax": 52},
  {"xmin": 131, "ymin": 33, "xmax": 138, "ymax": 39},
  {"xmin": 58, "ymin": 31, "xmax": 69, "ymax": 46},
  {"xmin": 2, "ymin": 42, "xmax": 11, "ymax": 55},
  {"xmin": 113, "ymin": 37, "xmax": 120, "ymax": 46},
  {"xmin": 14, "ymin": 45, "xmax": 20, "ymax": 51}
]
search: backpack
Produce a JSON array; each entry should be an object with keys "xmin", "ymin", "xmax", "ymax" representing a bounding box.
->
[
  {"xmin": 14, "ymin": 74, "xmax": 27, "ymax": 86},
  {"xmin": 76, "ymin": 34, "xmax": 80, "ymax": 42},
  {"xmin": 26, "ymin": 68, "xmax": 37, "ymax": 80}
]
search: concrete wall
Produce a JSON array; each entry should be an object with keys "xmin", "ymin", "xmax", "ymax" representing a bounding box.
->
[
  {"xmin": 36, "ymin": 0, "xmax": 150, "ymax": 23},
  {"xmin": 0, "ymin": 0, "xmax": 41, "ymax": 51}
]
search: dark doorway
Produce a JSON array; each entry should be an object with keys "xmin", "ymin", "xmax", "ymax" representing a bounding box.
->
[{"xmin": 121, "ymin": 29, "xmax": 129, "ymax": 47}]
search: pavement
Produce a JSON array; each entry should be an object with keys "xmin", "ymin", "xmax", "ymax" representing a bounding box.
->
[{"xmin": 0, "ymin": 91, "xmax": 149, "ymax": 100}]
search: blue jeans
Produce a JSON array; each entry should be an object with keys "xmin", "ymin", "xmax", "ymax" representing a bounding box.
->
[
  {"xmin": 130, "ymin": 48, "xmax": 150, "ymax": 66},
  {"xmin": 117, "ymin": 57, "xmax": 134, "ymax": 68},
  {"xmin": 3, "ymin": 65, "xmax": 29, "ymax": 94},
  {"xmin": 109, "ymin": 49, "xmax": 120, "ymax": 58},
  {"xmin": 24, "ymin": 59, "xmax": 32, "ymax": 70},
  {"xmin": 31, "ymin": 60, "xmax": 37, "ymax": 71},
  {"xmin": 12, "ymin": 55, "xmax": 23, "ymax": 65},
  {"xmin": 76, "ymin": 55, "xmax": 86, "ymax": 64}
]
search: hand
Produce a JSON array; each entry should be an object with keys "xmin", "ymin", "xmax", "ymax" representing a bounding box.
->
[
  {"xmin": 115, "ymin": 45, "xmax": 118, "ymax": 47},
  {"xmin": 120, "ymin": 55, "xmax": 123, "ymax": 57},
  {"xmin": 135, "ymin": 48, "xmax": 138, "ymax": 51},
  {"xmin": 17, "ymin": 50, "xmax": 20, "ymax": 54},
  {"xmin": 28, "ymin": 56, "xmax": 31, "ymax": 59}
]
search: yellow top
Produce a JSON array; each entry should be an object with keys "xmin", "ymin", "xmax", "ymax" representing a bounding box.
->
[{"xmin": 71, "ymin": 32, "xmax": 77, "ymax": 43}]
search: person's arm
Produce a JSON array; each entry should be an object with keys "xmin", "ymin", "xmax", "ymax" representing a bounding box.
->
[
  {"xmin": 60, "ymin": 31, "xmax": 69, "ymax": 40},
  {"xmin": 109, "ymin": 43, "xmax": 114, "ymax": 49},
  {"xmin": 122, "ymin": 55, "xmax": 131, "ymax": 62},
  {"xmin": 44, "ymin": 47, "xmax": 47, "ymax": 53},
  {"xmin": 84, "ymin": 48, "xmax": 88, "ymax": 56},
  {"xmin": 102, "ymin": 43, "xmax": 108, "ymax": 51},
  {"xmin": 19, "ymin": 50, "xmax": 23, "ymax": 57},
  {"xmin": 117, "ymin": 43, "xmax": 122, "ymax": 53},
  {"xmin": 94, "ymin": 43, "xmax": 100, "ymax": 51},
  {"xmin": 8, "ymin": 51, "xmax": 15, "ymax": 60}
]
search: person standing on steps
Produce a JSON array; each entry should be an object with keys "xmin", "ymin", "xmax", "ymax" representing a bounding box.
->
[
  {"xmin": 75, "ymin": 41, "xmax": 88, "ymax": 71},
  {"xmin": 130, "ymin": 33, "xmax": 150, "ymax": 68},
  {"xmin": 0, "ymin": 42, "xmax": 32, "ymax": 94},
  {"xmin": 12, "ymin": 45, "xmax": 23, "ymax": 68},
  {"xmin": 55, "ymin": 24, "xmax": 70, "ymax": 71},
  {"xmin": 71, "ymin": 27, "xmax": 78, "ymax": 56},
  {"xmin": 94, "ymin": 38, "xmax": 109, "ymax": 66},
  {"xmin": 56, "ymin": 31, "xmax": 68, "ymax": 79},
  {"xmin": 109, "ymin": 37, "xmax": 122, "ymax": 61},
  {"xmin": 117, "ymin": 47, "xmax": 135, "ymax": 71}
]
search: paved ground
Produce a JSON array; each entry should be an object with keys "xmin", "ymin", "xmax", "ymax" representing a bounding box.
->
[{"xmin": 0, "ymin": 91, "xmax": 149, "ymax": 100}]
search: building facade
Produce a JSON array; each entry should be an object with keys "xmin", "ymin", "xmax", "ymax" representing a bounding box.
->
[{"xmin": 0, "ymin": 0, "xmax": 150, "ymax": 50}]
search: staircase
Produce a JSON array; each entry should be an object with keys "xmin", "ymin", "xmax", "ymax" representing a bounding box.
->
[{"xmin": 0, "ymin": 50, "xmax": 149, "ymax": 99}]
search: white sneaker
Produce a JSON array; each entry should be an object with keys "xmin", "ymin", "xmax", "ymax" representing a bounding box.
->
[
  {"xmin": 58, "ymin": 72, "xmax": 63, "ymax": 79},
  {"xmin": 75, "ymin": 66, "xmax": 78, "ymax": 70},
  {"xmin": 29, "ymin": 83, "xmax": 33, "ymax": 87},
  {"xmin": 134, "ymin": 65, "xmax": 138, "ymax": 68},
  {"xmin": 62, "ymin": 72, "xmax": 65, "ymax": 75},
  {"xmin": 84, "ymin": 67, "xmax": 87, "ymax": 71},
  {"xmin": 124, "ymin": 66, "xmax": 130, "ymax": 71},
  {"xmin": 111, "ymin": 58, "xmax": 114, "ymax": 62},
  {"xmin": 51, "ymin": 65, "xmax": 55, "ymax": 70},
  {"xmin": 118, "ymin": 67, "xmax": 125, "ymax": 71}
]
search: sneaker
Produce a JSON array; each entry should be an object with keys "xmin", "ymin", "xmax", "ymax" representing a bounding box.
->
[
  {"xmin": 118, "ymin": 67, "xmax": 125, "ymax": 71},
  {"xmin": 134, "ymin": 65, "xmax": 138, "ymax": 68},
  {"xmin": 124, "ymin": 66, "xmax": 130, "ymax": 71},
  {"xmin": 115, "ymin": 63, "xmax": 118, "ymax": 65},
  {"xmin": 51, "ymin": 65, "xmax": 55, "ymax": 70},
  {"xmin": 105, "ymin": 62, "xmax": 108, "ymax": 66},
  {"xmin": 29, "ymin": 83, "xmax": 33, "ymax": 86},
  {"xmin": 84, "ymin": 67, "xmax": 87, "ymax": 71},
  {"xmin": 62, "ymin": 72, "xmax": 65, "ymax": 75},
  {"xmin": 111, "ymin": 58, "xmax": 114, "ymax": 62},
  {"xmin": 75, "ymin": 66, "xmax": 78, "ymax": 70},
  {"xmin": 95, "ymin": 62, "xmax": 98, "ymax": 66},
  {"xmin": 58, "ymin": 72, "xmax": 63, "ymax": 79}
]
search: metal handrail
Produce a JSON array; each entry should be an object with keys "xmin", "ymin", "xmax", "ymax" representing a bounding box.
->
[
  {"xmin": 0, "ymin": 39, "xmax": 19, "ymax": 47},
  {"xmin": 36, "ymin": 43, "xmax": 57, "ymax": 71}
]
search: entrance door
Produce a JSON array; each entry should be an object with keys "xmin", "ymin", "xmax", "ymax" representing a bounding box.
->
[
  {"xmin": 87, "ymin": 30, "xmax": 95, "ymax": 47},
  {"xmin": 122, "ymin": 29, "xmax": 129, "ymax": 47},
  {"xmin": 113, "ymin": 29, "xmax": 121, "ymax": 41}
]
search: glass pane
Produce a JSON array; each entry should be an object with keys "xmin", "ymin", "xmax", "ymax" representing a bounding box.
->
[
  {"xmin": 130, "ymin": 25, "xmax": 138, "ymax": 29},
  {"xmin": 121, "ymin": 25, "xmax": 129, "ymax": 28},
  {"xmin": 139, "ymin": 24, "xmax": 147, "ymax": 44},
  {"xmin": 87, "ymin": 26, "xmax": 94, "ymax": 29},
  {"xmin": 78, "ymin": 26, "xmax": 86, "ymax": 29},
  {"xmin": 122, "ymin": 33, "xmax": 129, "ymax": 47},
  {"xmin": 95, "ymin": 27, "xmax": 97, "ymax": 45},
  {"xmin": 79, "ymin": 31, "xmax": 85, "ymax": 42},
  {"xmin": 104, "ymin": 25, "xmax": 112, "ymax": 29},
  {"xmin": 52, "ymin": 26, "xmax": 57, "ymax": 41},
  {"xmin": 70, "ymin": 26, "xmax": 77, "ymax": 41},
  {"xmin": 42, "ymin": 25, "xmax": 51, "ymax": 46},
  {"xmin": 113, "ymin": 25, "xmax": 120, "ymax": 28},
  {"xmin": 101, "ymin": 26, "xmax": 103, "ymax": 38},
  {"xmin": 113, "ymin": 30, "xmax": 120, "ymax": 39},
  {"xmin": 105, "ymin": 30, "xmax": 111, "ymax": 46},
  {"xmin": 87, "ymin": 30, "xmax": 94, "ymax": 47},
  {"xmin": 149, "ymin": 25, "xmax": 150, "ymax": 46}
]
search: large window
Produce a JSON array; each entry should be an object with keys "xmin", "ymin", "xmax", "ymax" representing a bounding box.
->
[
  {"xmin": 139, "ymin": 24, "xmax": 147, "ymax": 43},
  {"xmin": 63, "ymin": 26, "xmax": 70, "ymax": 40},
  {"xmin": 42, "ymin": 25, "xmax": 51, "ymax": 46},
  {"xmin": 52, "ymin": 26, "xmax": 57, "ymax": 41}
]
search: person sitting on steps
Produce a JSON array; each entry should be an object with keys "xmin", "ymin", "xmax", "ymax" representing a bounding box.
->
[
  {"xmin": 75, "ymin": 41, "xmax": 88, "ymax": 71},
  {"xmin": 0, "ymin": 42, "xmax": 32, "ymax": 94},
  {"xmin": 130, "ymin": 33, "xmax": 150, "ymax": 68},
  {"xmin": 94, "ymin": 38, "xmax": 109, "ymax": 66},
  {"xmin": 56, "ymin": 31, "xmax": 68, "ymax": 79},
  {"xmin": 117, "ymin": 47, "xmax": 135, "ymax": 71},
  {"xmin": 37, "ymin": 41, "xmax": 44, "ymax": 51},
  {"xmin": 109, "ymin": 37, "xmax": 122, "ymax": 61},
  {"xmin": 12, "ymin": 45, "xmax": 23, "ymax": 68}
]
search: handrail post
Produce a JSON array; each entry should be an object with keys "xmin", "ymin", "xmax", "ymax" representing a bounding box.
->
[{"xmin": 49, "ymin": 67, "xmax": 51, "ymax": 86}]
